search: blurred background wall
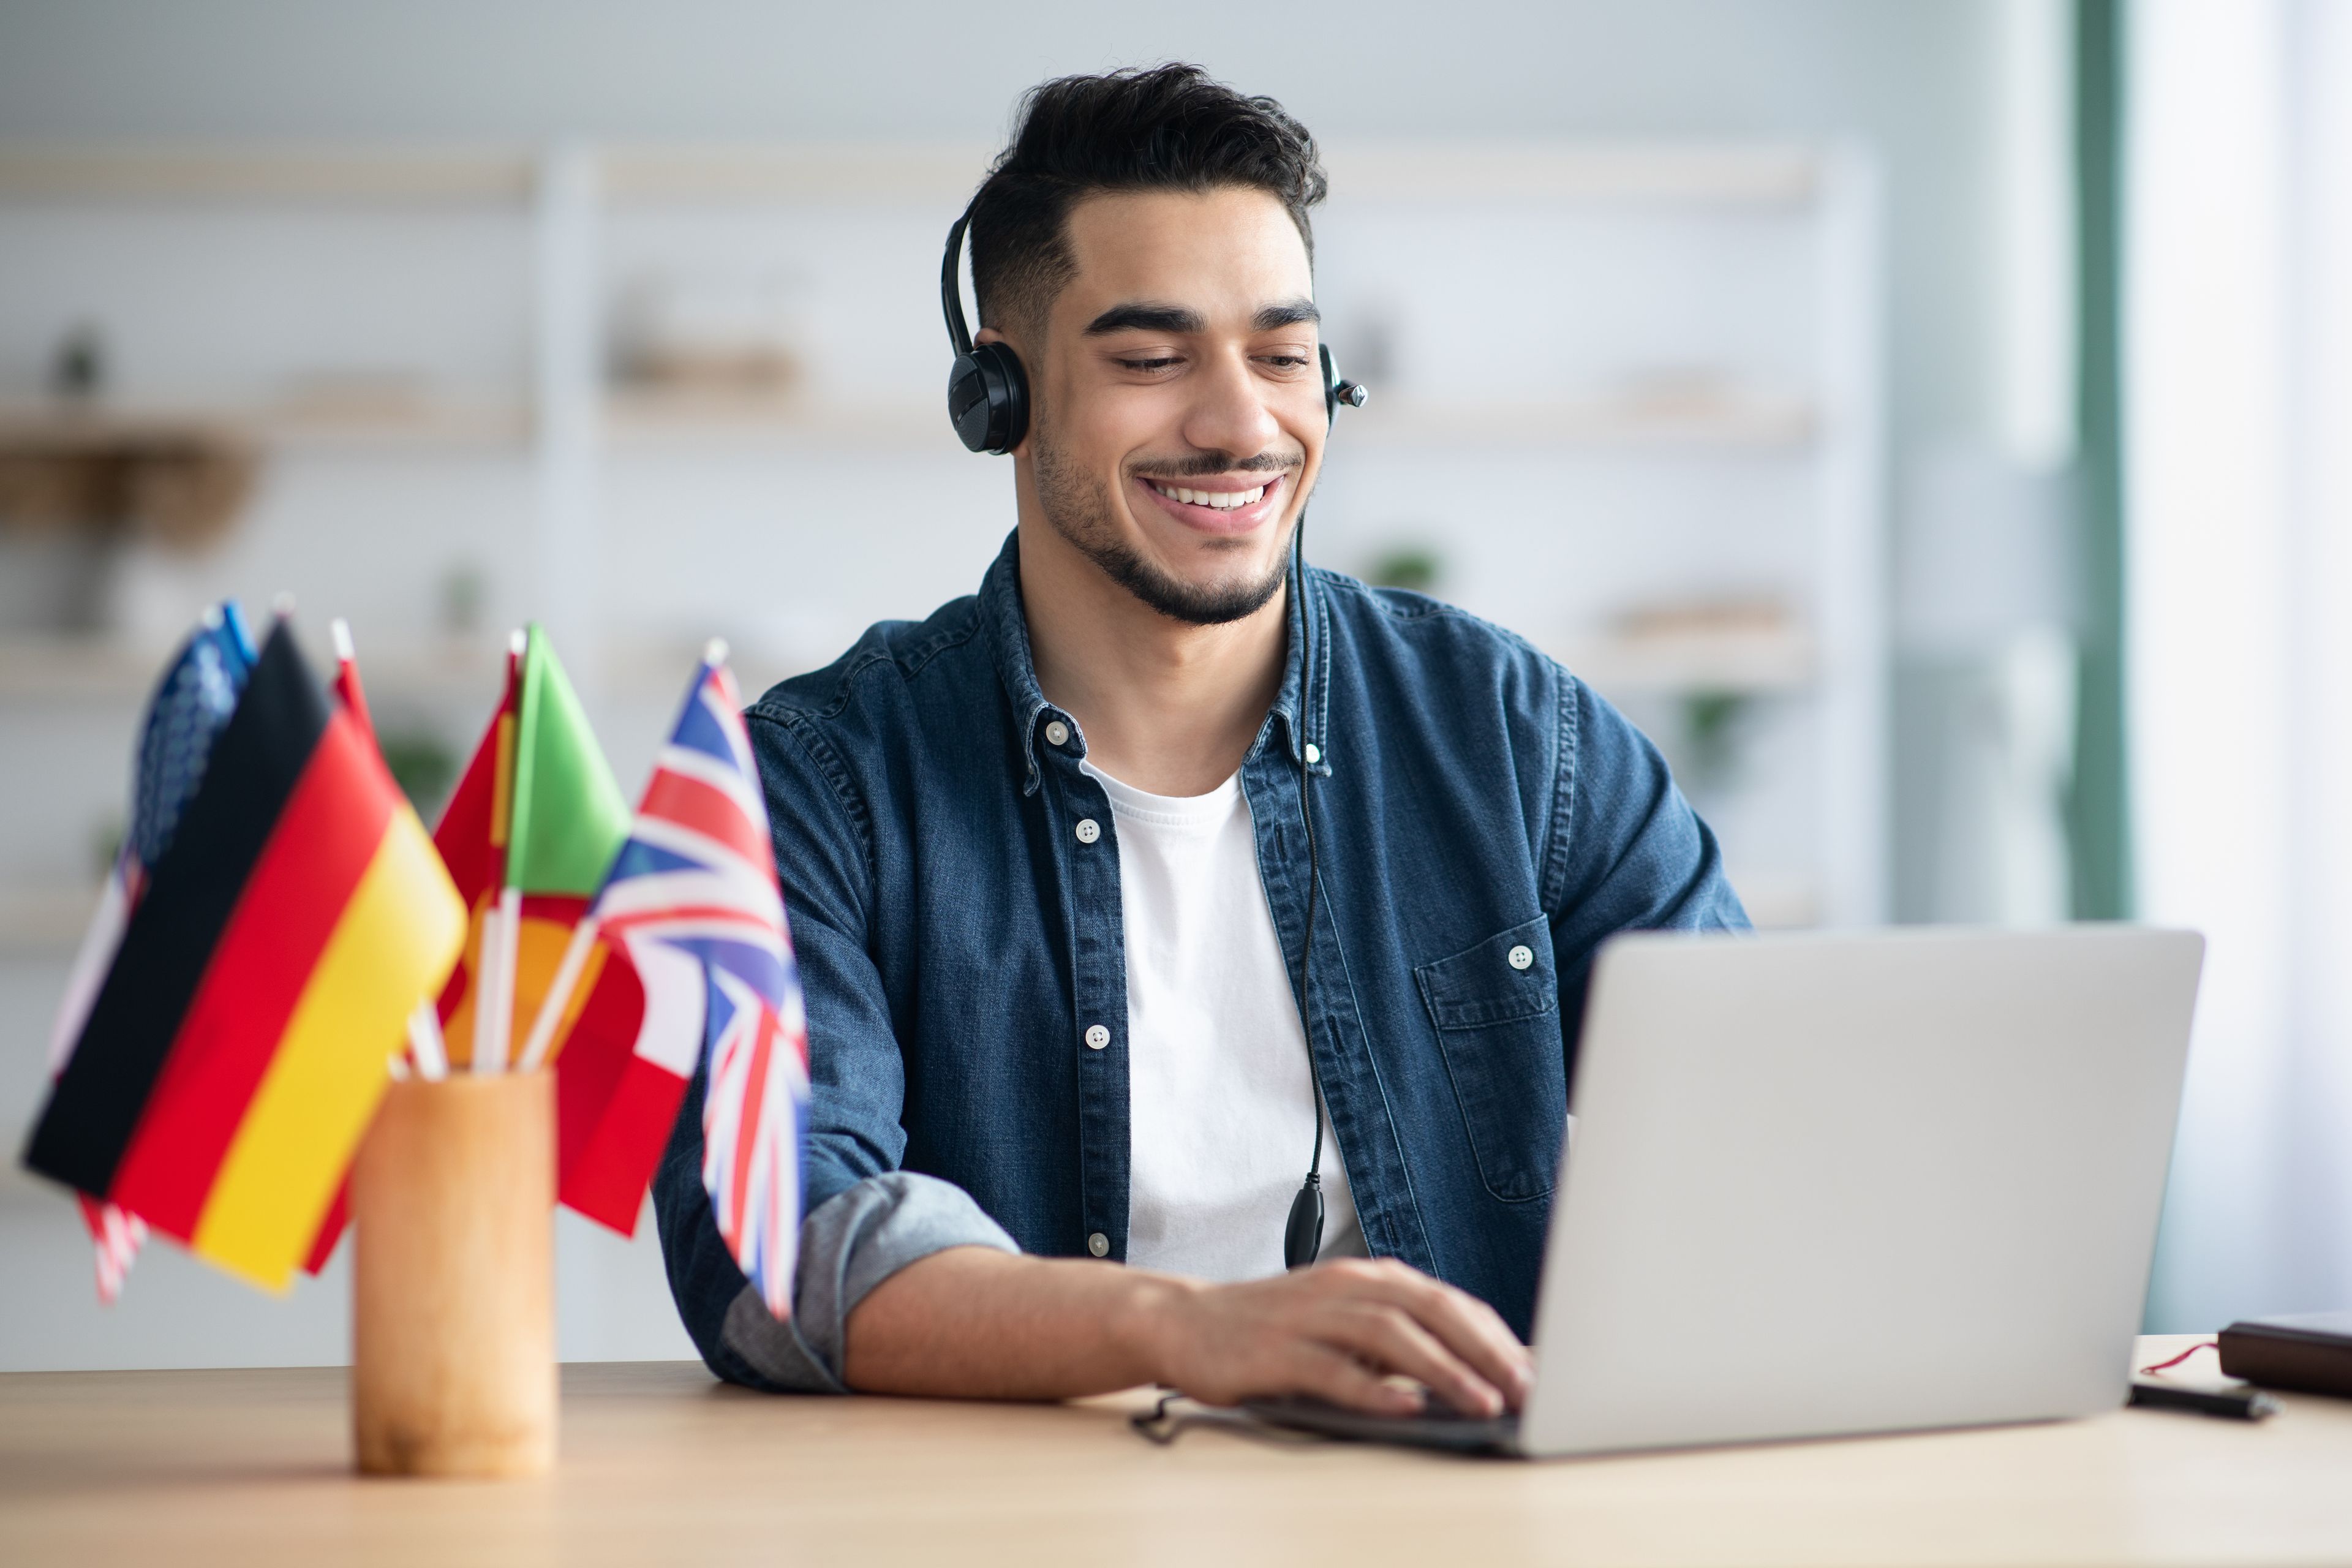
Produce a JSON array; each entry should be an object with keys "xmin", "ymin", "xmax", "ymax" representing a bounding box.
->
[{"xmin": 0, "ymin": 0, "xmax": 2243, "ymax": 1370}]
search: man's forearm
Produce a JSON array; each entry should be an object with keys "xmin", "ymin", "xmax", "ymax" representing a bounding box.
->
[
  {"xmin": 842, "ymin": 1246, "xmax": 1533, "ymax": 1417},
  {"xmin": 843, "ymin": 1245, "xmax": 1195, "ymax": 1398}
]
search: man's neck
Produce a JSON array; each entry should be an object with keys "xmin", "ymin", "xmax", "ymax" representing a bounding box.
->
[{"xmin": 1016, "ymin": 515, "xmax": 1289, "ymax": 798}]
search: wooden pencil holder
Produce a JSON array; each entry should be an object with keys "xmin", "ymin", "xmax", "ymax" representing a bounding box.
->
[{"xmin": 350, "ymin": 1070, "xmax": 556, "ymax": 1478}]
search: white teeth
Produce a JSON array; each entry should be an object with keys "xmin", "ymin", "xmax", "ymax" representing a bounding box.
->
[{"xmin": 1153, "ymin": 481, "xmax": 1267, "ymax": 510}]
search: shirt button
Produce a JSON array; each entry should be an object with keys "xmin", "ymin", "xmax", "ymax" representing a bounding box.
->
[
  {"xmin": 1508, "ymin": 944, "xmax": 1536, "ymax": 971},
  {"xmin": 1088, "ymin": 1232, "xmax": 1110, "ymax": 1257},
  {"xmin": 1085, "ymin": 1023, "xmax": 1110, "ymax": 1050},
  {"xmin": 1044, "ymin": 720, "xmax": 1070, "ymax": 747},
  {"xmin": 1075, "ymin": 817, "xmax": 1101, "ymax": 844},
  {"xmin": 1304, "ymin": 742, "xmax": 1322, "ymax": 765}
]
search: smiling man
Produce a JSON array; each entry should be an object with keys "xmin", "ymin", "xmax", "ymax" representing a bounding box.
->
[{"xmin": 654, "ymin": 65, "xmax": 1746, "ymax": 1419}]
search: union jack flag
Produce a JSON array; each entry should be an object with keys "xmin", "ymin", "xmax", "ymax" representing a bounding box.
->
[{"xmin": 584, "ymin": 644, "xmax": 809, "ymax": 1317}]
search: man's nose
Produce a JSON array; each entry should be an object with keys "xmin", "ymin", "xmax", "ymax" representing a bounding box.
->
[{"xmin": 1180, "ymin": 349, "xmax": 1283, "ymax": 461}]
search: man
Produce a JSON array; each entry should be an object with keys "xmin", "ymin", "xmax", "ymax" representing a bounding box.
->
[{"xmin": 655, "ymin": 64, "xmax": 1745, "ymax": 1420}]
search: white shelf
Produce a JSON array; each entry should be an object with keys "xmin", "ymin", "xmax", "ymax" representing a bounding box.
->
[
  {"xmin": 601, "ymin": 391, "xmax": 938, "ymax": 450},
  {"xmin": 0, "ymin": 635, "xmax": 511, "ymax": 703},
  {"xmin": 601, "ymin": 144, "xmax": 992, "ymax": 207},
  {"xmin": 0, "ymin": 638, "xmax": 162, "ymax": 701},
  {"xmin": 599, "ymin": 391, "xmax": 1814, "ymax": 454},
  {"xmin": 258, "ymin": 399, "xmax": 530, "ymax": 451},
  {"xmin": 0, "ymin": 634, "xmax": 750, "ymax": 707},
  {"xmin": 1324, "ymin": 141, "xmax": 1820, "ymax": 206},
  {"xmin": 1, "ymin": 397, "xmax": 1814, "ymax": 458},
  {"xmin": 0, "ymin": 885, "xmax": 99, "ymax": 958},
  {"xmin": 1558, "ymin": 628, "xmax": 1815, "ymax": 696},
  {"xmin": 0, "ymin": 146, "xmax": 535, "ymax": 205},
  {"xmin": 0, "ymin": 141, "xmax": 1822, "ymax": 211},
  {"xmin": 0, "ymin": 399, "xmax": 530, "ymax": 454},
  {"xmin": 1732, "ymin": 875, "xmax": 1820, "ymax": 930},
  {"xmin": 1349, "ymin": 396, "xmax": 1813, "ymax": 451}
]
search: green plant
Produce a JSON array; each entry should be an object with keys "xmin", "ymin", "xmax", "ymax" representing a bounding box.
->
[
  {"xmin": 376, "ymin": 729, "xmax": 458, "ymax": 820},
  {"xmin": 1367, "ymin": 545, "xmax": 1442, "ymax": 594},
  {"xmin": 1680, "ymin": 691, "xmax": 1751, "ymax": 792}
]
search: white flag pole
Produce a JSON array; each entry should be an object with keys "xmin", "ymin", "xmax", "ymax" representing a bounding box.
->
[
  {"xmin": 470, "ymin": 627, "xmax": 530, "ymax": 1075},
  {"xmin": 462, "ymin": 898, "xmax": 496, "ymax": 1074},
  {"xmin": 516, "ymin": 914, "xmax": 600, "ymax": 1074},
  {"xmin": 406, "ymin": 1000, "xmax": 449, "ymax": 1082},
  {"xmin": 476, "ymin": 886, "xmax": 522, "ymax": 1074},
  {"xmin": 47, "ymin": 862, "xmax": 130, "ymax": 1074}
]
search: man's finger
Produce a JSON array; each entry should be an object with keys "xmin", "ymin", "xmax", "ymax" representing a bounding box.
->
[
  {"xmin": 1330, "ymin": 1261, "xmax": 1534, "ymax": 1407},
  {"xmin": 1288, "ymin": 1342, "xmax": 1424, "ymax": 1417},
  {"xmin": 1313, "ymin": 1300, "xmax": 1504, "ymax": 1417}
]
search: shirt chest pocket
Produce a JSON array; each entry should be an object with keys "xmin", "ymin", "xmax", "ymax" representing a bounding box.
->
[{"xmin": 1414, "ymin": 914, "xmax": 1566, "ymax": 1203}]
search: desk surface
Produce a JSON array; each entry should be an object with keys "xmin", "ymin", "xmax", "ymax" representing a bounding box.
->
[{"xmin": 2, "ymin": 1335, "xmax": 2345, "ymax": 1567}]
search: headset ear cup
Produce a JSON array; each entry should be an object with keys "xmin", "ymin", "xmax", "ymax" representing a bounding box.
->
[
  {"xmin": 1320, "ymin": 343, "xmax": 1340, "ymax": 428},
  {"xmin": 947, "ymin": 344, "xmax": 1030, "ymax": 454},
  {"xmin": 977, "ymin": 342, "xmax": 1028, "ymax": 453},
  {"xmin": 947, "ymin": 355, "xmax": 985, "ymax": 451}
]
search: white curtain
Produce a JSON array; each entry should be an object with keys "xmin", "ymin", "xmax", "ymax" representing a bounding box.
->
[{"xmin": 2130, "ymin": 0, "xmax": 2352, "ymax": 1330}]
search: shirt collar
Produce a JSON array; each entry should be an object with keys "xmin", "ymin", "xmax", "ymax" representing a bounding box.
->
[{"xmin": 981, "ymin": 528, "xmax": 1332, "ymax": 797}]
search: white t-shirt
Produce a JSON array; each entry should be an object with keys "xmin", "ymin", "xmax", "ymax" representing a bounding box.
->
[{"xmin": 1084, "ymin": 761, "xmax": 1364, "ymax": 1281}]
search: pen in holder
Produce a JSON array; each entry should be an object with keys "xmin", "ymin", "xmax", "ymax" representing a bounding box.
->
[{"xmin": 350, "ymin": 1070, "xmax": 556, "ymax": 1477}]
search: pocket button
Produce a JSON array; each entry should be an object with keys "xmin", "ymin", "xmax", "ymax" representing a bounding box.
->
[{"xmin": 1507, "ymin": 944, "xmax": 1535, "ymax": 971}]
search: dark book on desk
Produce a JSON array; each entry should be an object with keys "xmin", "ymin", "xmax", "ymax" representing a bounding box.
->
[{"xmin": 2217, "ymin": 1311, "xmax": 2352, "ymax": 1398}]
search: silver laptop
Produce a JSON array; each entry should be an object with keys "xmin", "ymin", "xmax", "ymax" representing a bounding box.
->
[{"xmin": 1250, "ymin": 925, "xmax": 2204, "ymax": 1458}]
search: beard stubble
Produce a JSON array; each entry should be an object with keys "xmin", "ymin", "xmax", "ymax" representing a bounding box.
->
[{"xmin": 1030, "ymin": 420, "xmax": 1297, "ymax": 628}]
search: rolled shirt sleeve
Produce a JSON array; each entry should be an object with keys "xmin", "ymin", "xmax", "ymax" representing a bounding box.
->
[{"xmin": 715, "ymin": 1172, "xmax": 1019, "ymax": 1394}]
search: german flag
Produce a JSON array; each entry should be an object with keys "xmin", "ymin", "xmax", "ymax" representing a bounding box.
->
[{"xmin": 21, "ymin": 622, "xmax": 466, "ymax": 1291}]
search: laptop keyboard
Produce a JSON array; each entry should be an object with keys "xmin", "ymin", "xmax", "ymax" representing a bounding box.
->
[{"xmin": 1240, "ymin": 1393, "xmax": 1522, "ymax": 1454}]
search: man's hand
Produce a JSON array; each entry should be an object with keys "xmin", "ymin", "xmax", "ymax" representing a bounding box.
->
[
  {"xmin": 843, "ymin": 1246, "xmax": 1532, "ymax": 1417},
  {"xmin": 1141, "ymin": 1257, "xmax": 1532, "ymax": 1417}
]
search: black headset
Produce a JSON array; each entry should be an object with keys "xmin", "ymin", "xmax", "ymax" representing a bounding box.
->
[
  {"xmin": 941, "ymin": 199, "xmax": 1364, "ymax": 1268},
  {"xmin": 940, "ymin": 202, "xmax": 1365, "ymax": 454},
  {"xmin": 941, "ymin": 207, "xmax": 1030, "ymax": 454}
]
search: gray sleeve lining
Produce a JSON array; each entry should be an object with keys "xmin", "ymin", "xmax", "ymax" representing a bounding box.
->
[{"xmin": 718, "ymin": 1170, "xmax": 1020, "ymax": 1393}]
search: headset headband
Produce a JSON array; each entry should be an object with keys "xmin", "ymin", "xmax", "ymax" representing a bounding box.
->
[{"xmin": 940, "ymin": 204, "xmax": 978, "ymax": 358}]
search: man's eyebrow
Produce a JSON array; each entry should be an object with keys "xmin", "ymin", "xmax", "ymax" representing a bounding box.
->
[
  {"xmin": 1083, "ymin": 301, "xmax": 1206, "ymax": 336},
  {"xmin": 1252, "ymin": 298, "xmax": 1321, "ymax": 331},
  {"xmin": 1081, "ymin": 298, "xmax": 1322, "ymax": 337}
]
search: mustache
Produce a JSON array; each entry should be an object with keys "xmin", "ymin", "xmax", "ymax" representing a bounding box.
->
[{"xmin": 1127, "ymin": 450, "xmax": 1305, "ymax": 480}]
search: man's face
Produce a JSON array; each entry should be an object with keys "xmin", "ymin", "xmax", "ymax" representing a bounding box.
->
[{"xmin": 1011, "ymin": 186, "xmax": 1325, "ymax": 625}]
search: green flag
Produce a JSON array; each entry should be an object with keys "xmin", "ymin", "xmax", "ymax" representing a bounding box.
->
[{"xmin": 505, "ymin": 625, "xmax": 630, "ymax": 895}]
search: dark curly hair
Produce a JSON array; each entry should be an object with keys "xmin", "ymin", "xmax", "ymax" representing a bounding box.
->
[{"xmin": 968, "ymin": 64, "xmax": 1327, "ymax": 339}]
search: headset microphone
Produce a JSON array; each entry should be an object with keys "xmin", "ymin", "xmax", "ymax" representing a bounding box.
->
[
  {"xmin": 939, "ymin": 202, "xmax": 1363, "ymax": 1269},
  {"xmin": 1283, "ymin": 346, "xmax": 1363, "ymax": 1271},
  {"xmin": 1321, "ymin": 344, "xmax": 1368, "ymax": 424}
]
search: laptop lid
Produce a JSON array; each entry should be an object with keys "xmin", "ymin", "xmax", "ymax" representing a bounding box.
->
[{"xmin": 1518, "ymin": 925, "xmax": 2203, "ymax": 1458}]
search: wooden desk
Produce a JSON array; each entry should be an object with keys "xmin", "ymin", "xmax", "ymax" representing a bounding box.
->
[{"xmin": 2, "ymin": 1336, "xmax": 2345, "ymax": 1566}]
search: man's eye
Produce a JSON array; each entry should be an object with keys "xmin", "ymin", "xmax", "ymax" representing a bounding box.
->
[
  {"xmin": 1261, "ymin": 355, "xmax": 1313, "ymax": 369},
  {"xmin": 1117, "ymin": 356, "xmax": 1182, "ymax": 372}
]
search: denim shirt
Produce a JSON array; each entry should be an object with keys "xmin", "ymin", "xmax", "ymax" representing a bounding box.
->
[{"xmin": 654, "ymin": 530, "xmax": 1747, "ymax": 1390}]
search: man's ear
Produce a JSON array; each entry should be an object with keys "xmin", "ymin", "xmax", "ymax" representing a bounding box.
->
[{"xmin": 974, "ymin": 323, "xmax": 1030, "ymax": 359}]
